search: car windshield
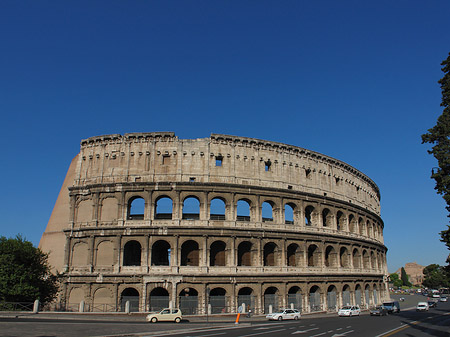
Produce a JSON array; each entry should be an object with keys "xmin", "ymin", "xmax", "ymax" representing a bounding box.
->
[{"xmin": 341, "ymin": 306, "xmax": 352, "ymax": 310}]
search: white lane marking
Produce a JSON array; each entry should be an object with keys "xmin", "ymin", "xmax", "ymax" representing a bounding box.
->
[
  {"xmin": 192, "ymin": 333, "xmax": 226, "ymax": 337},
  {"xmin": 331, "ymin": 330, "xmax": 354, "ymax": 336},
  {"xmin": 309, "ymin": 332, "xmax": 327, "ymax": 337},
  {"xmin": 239, "ymin": 328, "xmax": 287, "ymax": 337},
  {"xmin": 373, "ymin": 324, "xmax": 407, "ymax": 337},
  {"xmin": 292, "ymin": 327, "xmax": 319, "ymax": 334}
]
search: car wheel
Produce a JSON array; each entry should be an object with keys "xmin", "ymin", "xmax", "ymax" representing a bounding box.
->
[
  {"xmin": 278, "ymin": 316, "xmax": 283, "ymax": 321},
  {"xmin": 349, "ymin": 313, "xmax": 352, "ymax": 317},
  {"xmin": 294, "ymin": 316, "xmax": 299, "ymax": 320},
  {"xmin": 151, "ymin": 317, "xmax": 157, "ymax": 323},
  {"xmin": 175, "ymin": 317, "xmax": 181, "ymax": 323}
]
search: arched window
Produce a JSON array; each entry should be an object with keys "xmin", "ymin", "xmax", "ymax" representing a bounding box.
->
[
  {"xmin": 355, "ymin": 285, "xmax": 362, "ymax": 307},
  {"xmin": 342, "ymin": 285, "xmax": 351, "ymax": 306},
  {"xmin": 179, "ymin": 288, "xmax": 198, "ymax": 315},
  {"xmin": 127, "ymin": 197, "xmax": 145, "ymax": 220},
  {"xmin": 210, "ymin": 198, "xmax": 226, "ymax": 220},
  {"xmin": 287, "ymin": 243, "xmax": 299, "ymax": 267},
  {"xmin": 210, "ymin": 241, "xmax": 226, "ymax": 266},
  {"xmin": 340, "ymin": 247, "xmax": 350, "ymax": 268},
  {"xmin": 237, "ymin": 287, "xmax": 255, "ymax": 311},
  {"xmin": 181, "ymin": 240, "xmax": 199, "ymax": 266},
  {"xmin": 322, "ymin": 208, "xmax": 331, "ymax": 227},
  {"xmin": 285, "ymin": 203, "xmax": 294, "ymax": 224},
  {"xmin": 264, "ymin": 287, "xmax": 279, "ymax": 313},
  {"xmin": 358, "ymin": 217, "xmax": 364, "ymax": 235},
  {"xmin": 324, "ymin": 246, "xmax": 337, "ymax": 267},
  {"xmin": 305, "ymin": 206, "xmax": 314, "ymax": 226},
  {"xmin": 348, "ymin": 214, "xmax": 355, "ymax": 233},
  {"xmin": 149, "ymin": 287, "xmax": 169, "ymax": 311},
  {"xmin": 287, "ymin": 286, "xmax": 302, "ymax": 311},
  {"xmin": 209, "ymin": 287, "xmax": 227, "ymax": 314},
  {"xmin": 183, "ymin": 197, "xmax": 200, "ymax": 220},
  {"xmin": 155, "ymin": 196, "xmax": 173, "ymax": 219},
  {"xmin": 263, "ymin": 242, "xmax": 277, "ymax": 266},
  {"xmin": 120, "ymin": 288, "xmax": 140, "ymax": 312},
  {"xmin": 363, "ymin": 250, "xmax": 370, "ymax": 269},
  {"xmin": 308, "ymin": 244, "xmax": 320, "ymax": 267},
  {"xmin": 353, "ymin": 249, "xmax": 361, "ymax": 269},
  {"xmin": 309, "ymin": 286, "xmax": 321, "ymax": 312},
  {"xmin": 262, "ymin": 201, "xmax": 273, "ymax": 222},
  {"xmin": 327, "ymin": 285, "xmax": 337, "ymax": 311},
  {"xmin": 123, "ymin": 240, "xmax": 141, "ymax": 266},
  {"xmin": 238, "ymin": 241, "xmax": 252, "ymax": 266},
  {"xmin": 151, "ymin": 240, "xmax": 171, "ymax": 266},
  {"xmin": 336, "ymin": 211, "xmax": 344, "ymax": 231},
  {"xmin": 237, "ymin": 199, "xmax": 251, "ymax": 222}
]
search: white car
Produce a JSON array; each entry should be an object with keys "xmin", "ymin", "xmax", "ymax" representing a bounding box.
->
[
  {"xmin": 440, "ymin": 296, "xmax": 447, "ymax": 302},
  {"xmin": 266, "ymin": 309, "xmax": 301, "ymax": 321},
  {"xmin": 146, "ymin": 308, "xmax": 182, "ymax": 323},
  {"xmin": 416, "ymin": 302, "xmax": 429, "ymax": 311},
  {"xmin": 338, "ymin": 305, "xmax": 361, "ymax": 317}
]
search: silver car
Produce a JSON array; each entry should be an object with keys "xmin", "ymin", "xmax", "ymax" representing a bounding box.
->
[{"xmin": 266, "ymin": 309, "xmax": 301, "ymax": 321}]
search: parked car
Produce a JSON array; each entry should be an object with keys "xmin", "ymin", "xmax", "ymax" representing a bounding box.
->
[
  {"xmin": 370, "ymin": 305, "xmax": 388, "ymax": 316},
  {"xmin": 266, "ymin": 308, "xmax": 301, "ymax": 321},
  {"xmin": 382, "ymin": 301, "xmax": 400, "ymax": 313},
  {"xmin": 146, "ymin": 308, "xmax": 182, "ymax": 323},
  {"xmin": 416, "ymin": 302, "xmax": 429, "ymax": 311},
  {"xmin": 338, "ymin": 305, "xmax": 361, "ymax": 317},
  {"xmin": 427, "ymin": 300, "xmax": 437, "ymax": 308},
  {"xmin": 440, "ymin": 296, "xmax": 447, "ymax": 302}
]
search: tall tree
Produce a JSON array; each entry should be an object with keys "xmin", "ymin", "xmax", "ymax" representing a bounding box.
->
[
  {"xmin": 422, "ymin": 52, "xmax": 450, "ymax": 261},
  {"xmin": 400, "ymin": 267, "xmax": 412, "ymax": 287},
  {"xmin": 0, "ymin": 235, "xmax": 61, "ymax": 303},
  {"xmin": 422, "ymin": 264, "xmax": 449, "ymax": 289}
]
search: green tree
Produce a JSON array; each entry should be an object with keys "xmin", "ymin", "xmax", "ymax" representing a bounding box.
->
[
  {"xmin": 400, "ymin": 267, "xmax": 412, "ymax": 287},
  {"xmin": 422, "ymin": 264, "xmax": 449, "ymax": 289},
  {"xmin": 422, "ymin": 52, "xmax": 450, "ymax": 258},
  {"xmin": 0, "ymin": 235, "xmax": 61, "ymax": 303},
  {"xmin": 389, "ymin": 273, "xmax": 403, "ymax": 288}
]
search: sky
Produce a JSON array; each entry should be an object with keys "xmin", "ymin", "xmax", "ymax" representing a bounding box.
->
[{"xmin": 1, "ymin": 0, "xmax": 450, "ymax": 273}]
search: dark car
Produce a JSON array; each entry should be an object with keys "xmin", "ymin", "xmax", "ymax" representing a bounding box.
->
[
  {"xmin": 428, "ymin": 301, "xmax": 437, "ymax": 308},
  {"xmin": 382, "ymin": 301, "xmax": 400, "ymax": 313},
  {"xmin": 370, "ymin": 306, "xmax": 388, "ymax": 316}
]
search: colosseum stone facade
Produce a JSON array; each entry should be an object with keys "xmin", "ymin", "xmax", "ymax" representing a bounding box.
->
[{"xmin": 39, "ymin": 132, "xmax": 389, "ymax": 314}]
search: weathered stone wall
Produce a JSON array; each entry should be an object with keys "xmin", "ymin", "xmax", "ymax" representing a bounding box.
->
[{"xmin": 39, "ymin": 133, "xmax": 389, "ymax": 314}]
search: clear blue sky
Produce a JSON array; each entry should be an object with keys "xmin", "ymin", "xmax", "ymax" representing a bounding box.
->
[{"xmin": 1, "ymin": 1, "xmax": 450, "ymax": 273}]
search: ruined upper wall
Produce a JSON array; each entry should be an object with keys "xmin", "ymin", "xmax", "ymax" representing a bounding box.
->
[{"xmin": 75, "ymin": 132, "xmax": 381, "ymax": 214}]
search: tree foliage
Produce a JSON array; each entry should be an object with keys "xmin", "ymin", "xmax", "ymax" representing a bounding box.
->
[
  {"xmin": 389, "ymin": 273, "xmax": 403, "ymax": 288},
  {"xmin": 400, "ymin": 267, "xmax": 412, "ymax": 287},
  {"xmin": 422, "ymin": 264, "xmax": 449, "ymax": 289},
  {"xmin": 0, "ymin": 235, "xmax": 61, "ymax": 303},
  {"xmin": 422, "ymin": 52, "xmax": 450, "ymax": 263}
]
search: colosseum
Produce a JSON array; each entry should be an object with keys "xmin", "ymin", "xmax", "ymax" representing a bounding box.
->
[{"xmin": 39, "ymin": 132, "xmax": 389, "ymax": 314}]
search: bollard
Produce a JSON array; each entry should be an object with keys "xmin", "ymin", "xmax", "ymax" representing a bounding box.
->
[
  {"xmin": 290, "ymin": 303, "xmax": 294, "ymax": 310},
  {"xmin": 33, "ymin": 300, "xmax": 39, "ymax": 313},
  {"xmin": 208, "ymin": 303, "xmax": 212, "ymax": 315},
  {"xmin": 125, "ymin": 300, "xmax": 130, "ymax": 314},
  {"xmin": 79, "ymin": 301, "xmax": 85, "ymax": 313},
  {"xmin": 269, "ymin": 304, "xmax": 273, "ymax": 314}
]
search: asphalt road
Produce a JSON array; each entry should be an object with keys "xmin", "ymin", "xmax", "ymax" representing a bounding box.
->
[{"xmin": 1, "ymin": 294, "xmax": 449, "ymax": 337}]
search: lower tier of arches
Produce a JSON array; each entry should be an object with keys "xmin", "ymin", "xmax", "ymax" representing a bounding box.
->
[{"xmin": 63, "ymin": 275, "xmax": 389, "ymax": 314}]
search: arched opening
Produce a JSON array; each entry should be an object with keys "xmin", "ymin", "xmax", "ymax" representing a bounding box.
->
[
  {"xmin": 209, "ymin": 287, "xmax": 227, "ymax": 314},
  {"xmin": 288, "ymin": 286, "xmax": 302, "ymax": 311},
  {"xmin": 127, "ymin": 197, "xmax": 145, "ymax": 220},
  {"xmin": 179, "ymin": 288, "xmax": 198, "ymax": 315},
  {"xmin": 182, "ymin": 197, "xmax": 200, "ymax": 220},
  {"xmin": 305, "ymin": 206, "xmax": 314, "ymax": 226},
  {"xmin": 210, "ymin": 241, "xmax": 226, "ymax": 266},
  {"xmin": 373, "ymin": 284, "xmax": 378, "ymax": 305},
  {"xmin": 340, "ymin": 247, "xmax": 350, "ymax": 268},
  {"xmin": 155, "ymin": 196, "xmax": 173, "ymax": 220},
  {"xmin": 327, "ymin": 286, "xmax": 337, "ymax": 311},
  {"xmin": 342, "ymin": 285, "xmax": 351, "ymax": 306},
  {"xmin": 322, "ymin": 208, "xmax": 331, "ymax": 227},
  {"xmin": 309, "ymin": 286, "xmax": 321, "ymax": 312},
  {"xmin": 264, "ymin": 287, "xmax": 279, "ymax": 313},
  {"xmin": 181, "ymin": 240, "xmax": 199, "ymax": 266},
  {"xmin": 287, "ymin": 243, "xmax": 300, "ymax": 267},
  {"xmin": 355, "ymin": 285, "xmax": 362, "ymax": 307},
  {"xmin": 123, "ymin": 240, "xmax": 141, "ymax": 266},
  {"xmin": 285, "ymin": 203, "xmax": 294, "ymax": 224},
  {"xmin": 363, "ymin": 250, "xmax": 370, "ymax": 269},
  {"xmin": 336, "ymin": 211, "xmax": 344, "ymax": 231},
  {"xmin": 262, "ymin": 201, "xmax": 273, "ymax": 222},
  {"xmin": 238, "ymin": 241, "xmax": 252, "ymax": 266},
  {"xmin": 149, "ymin": 287, "xmax": 170, "ymax": 311},
  {"xmin": 210, "ymin": 198, "xmax": 226, "ymax": 220},
  {"xmin": 263, "ymin": 242, "xmax": 277, "ymax": 266},
  {"xmin": 348, "ymin": 214, "xmax": 355, "ymax": 233},
  {"xmin": 371, "ymin": 251, "xmax": 377, "ymax": 269},
  {"xmin": 353, "ymin": 249, "xmax": 361, "ymax": 269},
  {"xmin": 359, "ymin": 217, "xmax": 365, "ymax": 235},
  {"xmin": 308, "ymin": 244, "xmax": 320, "ymax": 267},
  {"xmin": 237, "ymin": 199, "xmax": 251, "ymax": 222},
  {"xmin": 120, "ymin": 288, "xmax": 140, "ymax": 312},
  {"xmin": 237, "ymin": 287, "xmax": 255, "ymax": 312},
  {"xmin": 365, "ymin": 285, "xmax": 371, "ymax": 307},
  {"xmin": 151, "ymin": 240, "xmax": 171, "ymax": 266},
  {"xmin": 325, "ymin": 246, "xmax": 337, "ymax": 267}
]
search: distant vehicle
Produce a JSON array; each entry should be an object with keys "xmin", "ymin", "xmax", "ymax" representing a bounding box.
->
[
  {"xmin": 369, "ymin": 306, "xmax": 388, "ymax": 316},
  {"xmin": 382, "ymin": 301, "xmax": 400, "ymax": 313},
  {"xmin": 338, "ymin": 305, "xmax": 361, "ymax": 317},
  {"xmin": 440, "ymin": 296, "xmax": 447, "ymax": 302},
  {"xmin": 266, "ymin": 309, "xmax": 301, "ymax": 321},
  {"xmin": 428, "ymin": 300, "xmax": 437, "ymax": 308},
  {"xmin": 416, "ymin": 302, "xmax": 429, "ymax": 311},
  {"xmin": 146, "ymin": 308, "xmax": 182, "ymax": 323},
  {"xmin": 399, "ymin": 297, "xmax": 405, "ymax": 302}
]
